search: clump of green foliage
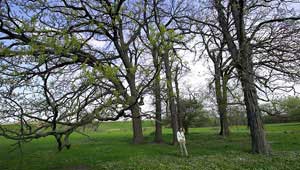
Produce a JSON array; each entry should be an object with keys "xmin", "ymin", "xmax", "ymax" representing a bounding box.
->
[{"xmin": 263, "ymin": 96, "xmax": 300, "ymax": 123}]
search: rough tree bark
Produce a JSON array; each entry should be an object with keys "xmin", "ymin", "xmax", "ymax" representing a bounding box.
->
[
  {"xmin": 128, "ymin": 71, "xmax": 144, "ymax": 144},
  {"xmin": 163, "ymin": 52, "xmax": 179, "ymax": 145},
  {"xmin": 202, "ymin": 33, "xmax": 230, "ymax": 137},
  {"xmin": 237, "ymin": 44, "xmax": 270, "ymax": 154},
  {"xmin": 122, "ymin": 47, "xmax": 143, "ymax": 144},
  {"xmin": 214, "ymin": 63, "xmax": 230, "ymax": 137},
  {"xmin": 214, "ymin": 0, "xmax": 270, "ymax": 154},
  {"xmin": 175, "ymin": 65, "xmax": 183, "ymax": 129},
  {"xmin": 131, "ymin": 104, "xmax": 144, "ymax": 144},
  {"xmin": 152, "ymin": 49, "xmax": 163, "ymax": 143}
]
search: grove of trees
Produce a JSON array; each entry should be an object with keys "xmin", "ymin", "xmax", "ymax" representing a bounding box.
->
[{"xmin": 0, "ymin": 0, "xmax": 299, "ymax": 155}]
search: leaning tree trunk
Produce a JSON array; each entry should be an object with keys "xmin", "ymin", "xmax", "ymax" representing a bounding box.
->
[
  {"xmin": 214, "ymin": 0, "xmax": 270, "ymax": 154},
  {"xmin": 163, "ymin": 53, "xmax": 179, "ymax": 145},
  {"xmin": 236, "ymin": 0, "xmax": 270, "ymax": 154},
  {"xmin": 152, "ymin": 49, "xmax": 163, "ymax": 143},
  {"xmin": 237, "ymin": 49, "xmax": 270, "ymax": 154}
]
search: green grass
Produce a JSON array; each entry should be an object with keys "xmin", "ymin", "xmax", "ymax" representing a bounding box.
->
[{"xmin": 0, "ymin": 122, "xmax": 300, "ymax": 170}]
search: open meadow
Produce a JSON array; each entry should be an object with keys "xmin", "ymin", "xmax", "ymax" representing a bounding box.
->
[
  {"xmin": 1, "ymin": 0, "xmax": 300, "ymax": 169},
  {"xmin": 0, "ymin": 122, "xmax": 299, "ymax": 170}
]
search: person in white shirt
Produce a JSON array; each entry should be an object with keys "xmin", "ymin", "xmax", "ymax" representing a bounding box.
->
[{"xmin": 177, "ymin": 128, "xmax": 188, "ymax": 156}]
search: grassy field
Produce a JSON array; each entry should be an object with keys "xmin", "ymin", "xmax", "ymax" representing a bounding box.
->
[{"xmin": 0, "ymin": 121, "xmax": 300, "ymax": 170}]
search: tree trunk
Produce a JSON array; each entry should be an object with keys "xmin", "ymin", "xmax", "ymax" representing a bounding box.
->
[
  {"xmin": 163, "ymin": 52, "xmax": 179, "ymax": 145},
  {"xmin": 129, "ymin": 73, "xmax": 144, "ymax": 144},
  {"xmin": 221, "ymin": 75, "xmax": 230, "ymax": 136},
  {"xmin": 152, "ymin": 49, "xmax": 163, "ymax": 143},
  {"xmin": 215, "ymin": 0, "xmax": 270, "ymax": 154},
  {"xmin": 213, "ymin": 54, "xmax": 229, "ymax": 137},
  {"xmin": 175, "ymin": 66, "xmax": 183, "ymax": 129},
  {"xmin": 118, "ymin": 46, "xmax": 144, "ymax": 144},
  {"xmin": 131, "ymin": 104, "xmax": 144, "ymax": 144},
  {"xmin": 214, "ymin": 62, "xmax": 230, "ymax": 137},
  {"xmin": 237, "ymin": 56, "xmax": 270, "ymax": 154},
  {"xmin": 183, "ymin": 124, "xmax": 189, "ymax": 135},
  {"xmin": 214, "ymin": 0, "xmax": 270, "ymax": 154},
  {"xmin": 154, "ymin": 83, "xmax": 163, "ymax": 143},
  {"xmin": 218, "ymin": 106, "xmax": 230, "ymax": 136},
  {"xmin": 236, "ymin": 0, "xmax": 270, "ymax": 153}
]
